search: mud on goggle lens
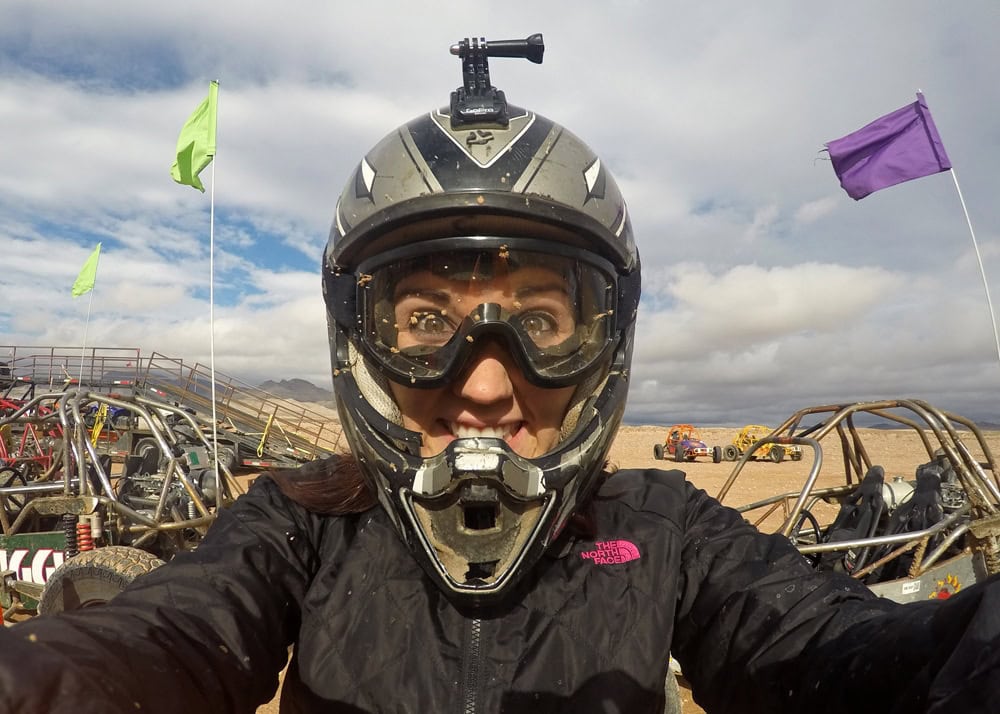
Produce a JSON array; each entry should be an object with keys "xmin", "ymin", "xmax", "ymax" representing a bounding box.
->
[{"xmin": 354, "ymin": 243, "xmax": 623, "ymax": 388}]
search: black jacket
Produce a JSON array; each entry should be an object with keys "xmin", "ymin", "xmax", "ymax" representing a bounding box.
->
[{"xmin": 1, "ymin": 464, "xmax": 998, "ymax": 713}]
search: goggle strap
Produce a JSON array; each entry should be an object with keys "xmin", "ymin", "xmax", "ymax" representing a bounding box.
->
[
  {"xmin": 617, "ymin": 267, "xmax": 641, "ymax": 325},
  {"xmin": 325, "ymin": 268, "xmax": 359, "ymax": 330}
]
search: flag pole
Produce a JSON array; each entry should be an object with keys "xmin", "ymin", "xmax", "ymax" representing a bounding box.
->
[
  {"xmin": 77, "ymin": 252, "xmax": 101, "ymax": 387},
  {"xmin": 208, "ymin": 83, "xmax": 220, "ymax": 482},
  {"xmin": 949, "ymin": 169, "xmax": 1000, "ymax": 369},
  {"xmin": 78, "ymin": 292, "xmax": 95, "ymax": 387}
]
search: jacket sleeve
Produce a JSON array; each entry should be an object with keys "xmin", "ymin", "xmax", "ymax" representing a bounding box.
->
[
  {"xmin": 670, "ymin": 481, "xmax": 1000, "ymax": 713},
  {"xmin": 0, "ymin": 477, "xmax": 322, "ymax": 714}
]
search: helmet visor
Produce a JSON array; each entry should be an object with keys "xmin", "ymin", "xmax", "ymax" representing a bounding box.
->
[{"xmin": 357, "ymin": 242, "xmax": 617, "ymax": 387}]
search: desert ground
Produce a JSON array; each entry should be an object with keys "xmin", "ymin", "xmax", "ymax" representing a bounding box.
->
[{"xmin": 254, "ymin": 422, "xmax": 1000, "ymax": 713}]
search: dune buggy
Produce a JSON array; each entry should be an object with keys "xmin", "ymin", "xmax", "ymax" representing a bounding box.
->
[
  {"xmin": 654, "ymin": 424, "xmax": 718, "ymax": 463},
  {"xmin": 715, "ymin": 399, "xmax": 1000, "ymax": 602},
  {"xmin": 0, "ymin": 389, "xmax": 244, "ymax": 617},
  {"xmin": 720, "ymin": 424, "xmax": 803, "ymax": 463}
]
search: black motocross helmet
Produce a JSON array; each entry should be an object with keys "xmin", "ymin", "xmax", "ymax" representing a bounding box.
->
[{"xmin": 322, "ymin": 35, "xmax": 640, "ymax": 606}]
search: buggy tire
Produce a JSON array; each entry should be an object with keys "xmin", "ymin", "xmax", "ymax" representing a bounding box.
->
[
  {"xmin": 674, "ymin": 445, "xmax": 686, "ymax": 463},
  {"xmin": 653, "ymin": 444, "xmax": 665, "ymax": 460},
  {"xmin": 722, "ymin": 445, "xmax": 739, "ymax": 461},
  {"xmin": 217, "ymin": 445, "xmax": 238, "ymax": 472},
  {"xmin": 769, "ymin": 445, "xmax": 785, "ymax": 463},
  {"xmin": 38, "ymin": 546, "xmax": 164, "ymax": 614},
  {"xmin": 712, "ymin": 445, "xmax": 723, "ymax": 464},
  {"xmin": 135, "ymin": 436, "xmax": 161, "ymax": 459},
  {"xmin": 133, "ymin": 437, "xmax": 164, "ymax": 473}
]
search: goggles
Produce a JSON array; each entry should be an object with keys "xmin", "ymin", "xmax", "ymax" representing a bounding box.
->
[{"xmin": 346, "ymin": 239, "xmax": 624, "ymax": 388}]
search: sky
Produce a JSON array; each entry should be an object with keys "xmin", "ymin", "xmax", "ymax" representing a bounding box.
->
[{"xmin": 2, "ymin": 1, "xmax": 999, "ymax": 427}]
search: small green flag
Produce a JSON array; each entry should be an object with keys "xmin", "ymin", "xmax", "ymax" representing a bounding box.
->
[
  {"xmin": 170, "ymin": 80, "xmax": 219, "ymax": 192},
  {"xmin": 72, "ymin": 243, "xmax": 102, "ymax": 298}
]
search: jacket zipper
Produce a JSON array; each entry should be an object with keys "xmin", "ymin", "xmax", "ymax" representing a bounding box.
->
[{"xmin": 460, "ymin": 617, "xmax": 483, "ymax": 714}]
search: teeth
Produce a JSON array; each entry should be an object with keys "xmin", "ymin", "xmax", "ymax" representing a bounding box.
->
[{"xmin": 452, "ymin": 423, "xmax": 514, "ymax": 439}]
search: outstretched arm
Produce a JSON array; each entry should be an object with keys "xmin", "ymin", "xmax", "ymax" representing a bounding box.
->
[
  {"xmin": 0, "ymin": 477, "xmax": 319, "ymax": 714},
  {"xmin": 672, "ymin": 483, "xmax": 999, "ymax": 713}
]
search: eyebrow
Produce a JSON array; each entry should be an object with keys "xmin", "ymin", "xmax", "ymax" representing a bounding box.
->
[
  {"xmin": 394, "ymin": 279, "xmax": 570, "ymax": 303},
  {"xmin": 514, "ymin": 282, "xmax": 570, "ymax": 299},
  {"xmin": 394, "ymin": 287, "xmax": 451, "ymax": 304}
]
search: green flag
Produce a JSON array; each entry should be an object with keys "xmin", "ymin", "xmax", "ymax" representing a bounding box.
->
[
  {"xmin": 72, "ymin": 243, "xmax": 102, "ymax": 298},
  {"xmin": 170, "ymin": 80, "xmax": 219, "ymax": 192}
]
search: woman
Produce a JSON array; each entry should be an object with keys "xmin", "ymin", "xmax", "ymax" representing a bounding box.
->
[{"xmin": 2, "ymin": 56, "xmax": 998, "ymax": 714}]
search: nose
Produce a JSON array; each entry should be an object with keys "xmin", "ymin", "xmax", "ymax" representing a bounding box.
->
[{"xmin": 452, "ymin": 338, "xmax": 516, "ymax": 404}]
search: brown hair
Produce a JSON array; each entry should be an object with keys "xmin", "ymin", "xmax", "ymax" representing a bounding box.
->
[{"xmin": 269, "ymin": 453, "xmax": 377, "ymax": 515}]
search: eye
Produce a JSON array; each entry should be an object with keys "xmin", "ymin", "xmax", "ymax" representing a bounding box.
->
[
  {"xmin": 409, "ymin": 310, "xmax": 455, "ymax": 344},
  {"xmin": 519, "ymin": 311, "xmax": 560, "ymax": 343}
]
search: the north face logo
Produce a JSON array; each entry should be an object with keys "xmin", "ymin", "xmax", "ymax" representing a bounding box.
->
[{"xmin": 580, "ymin": 540, "xmax": 641, "ymax": 565}]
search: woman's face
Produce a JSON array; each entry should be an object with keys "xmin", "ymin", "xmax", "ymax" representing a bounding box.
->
[{"xmin": 386, "ymin": 264, "xmax": 577, "ymax": 458}]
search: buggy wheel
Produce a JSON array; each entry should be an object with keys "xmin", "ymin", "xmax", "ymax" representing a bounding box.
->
[
  {"xmin": 135, "ymin": 437, "xmax": 161, "ymax": 459},
  {"xmin": 38, "ymin": 546, "xmax": 164, "ymax": 614},
  {"xmin": 133, "ymin": 437, "xmax": 163, "ymax": 472},
  {"xmin": 653, "ymin": 444, "xmax": 665, "ymax": 460},
  {"xmin": 712, "ymin": 446, "xmax": 722, "ymax": 464},
  {"xmin": 769, "ymin": 445, "xmax": 785, "ymax": 463},
  {"xmin": 216, "ymin": 445, "xmax": 238, "ymax": 472},
  {"xmin": 722, "ymin": 445, "xmax": 739, "ymax": 461},
  {"xmin": 674, "ymin": 445, "xmax": 686, "ymax": 463}
]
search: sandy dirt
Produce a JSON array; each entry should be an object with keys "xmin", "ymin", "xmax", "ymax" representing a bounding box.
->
[{"xmin": 254, "ymin": 423, "xmax": 1000, "ymax": 713}]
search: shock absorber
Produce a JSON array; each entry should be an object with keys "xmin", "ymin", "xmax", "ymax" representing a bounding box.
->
[
  {"xmin": 76, "ymin": 519, "xmax": 94, "ymax": 552},
  {"xmin": 62, "ymin": 513, "xmax": 79, "ymax": 559}
]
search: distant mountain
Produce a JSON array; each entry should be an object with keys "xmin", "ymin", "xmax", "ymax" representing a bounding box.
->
[
  {"xmin": 867, "ymin": 420, "xmax": 1000, "ymax": 431},
  {"xmin": 259, "ymin": 378, "xmax": 335, "ymax": 407}
]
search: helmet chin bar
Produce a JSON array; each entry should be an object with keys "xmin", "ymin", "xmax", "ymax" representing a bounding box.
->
[
  {"xmin": 406, "ymin": 437, "xmax": 550, "ymax": 593},
  {"xmin": 404, "ymin": 478, "xmax": 553, "ymax": 596}
]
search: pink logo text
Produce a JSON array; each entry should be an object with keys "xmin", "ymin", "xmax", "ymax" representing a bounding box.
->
[{"xmin": 580, "ymin": 539, "xmax": 641, "ymax": 565}]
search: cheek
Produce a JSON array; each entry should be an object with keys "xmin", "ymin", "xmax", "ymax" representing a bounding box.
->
[
  {"xmin": 533, "ymin": 385, "xmax": 576, "ymax": 427},
  {"xmin": 388, "ymin": 383, "xmax": 423, "ymax": 428},
  {"xmin": 388, "ymin": 383, "xmax": 451, "ymax": 437}
]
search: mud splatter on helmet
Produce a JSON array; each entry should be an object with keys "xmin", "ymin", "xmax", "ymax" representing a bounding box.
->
[{"xmin": 322, "ymin": 35, "xmax": 640, "ymax": 605}]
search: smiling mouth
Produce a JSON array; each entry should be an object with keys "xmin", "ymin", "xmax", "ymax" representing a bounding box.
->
[{"xmin": 451, "ymin": 423, "xmax": 518, "ymax": 440}]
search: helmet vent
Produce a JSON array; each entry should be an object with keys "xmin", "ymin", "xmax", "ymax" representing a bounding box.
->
[
  {"xmin": 463, "ymin": 505, "xmax": 498, "ymax": 531},
  {"xmin": 465, "ymin": 560, "xmax": 499, "ymax": 582},
  {"xmin": 460, "ymin": 483, "xmax": 499, "ymax": 531}
]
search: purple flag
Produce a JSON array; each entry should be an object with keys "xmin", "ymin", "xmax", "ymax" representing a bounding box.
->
[{"xmin": 826, "ymin": 92, "xmax": 952, "ymax": 200}]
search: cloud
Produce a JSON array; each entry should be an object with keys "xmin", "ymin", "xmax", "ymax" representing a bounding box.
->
[
  {"xmin": 794, "ymin": 196, "xmax": 838, "ymax": 225},
  {"xmin": 639, "ymin": 262, "xmax": 904, "ymax": 360}
]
